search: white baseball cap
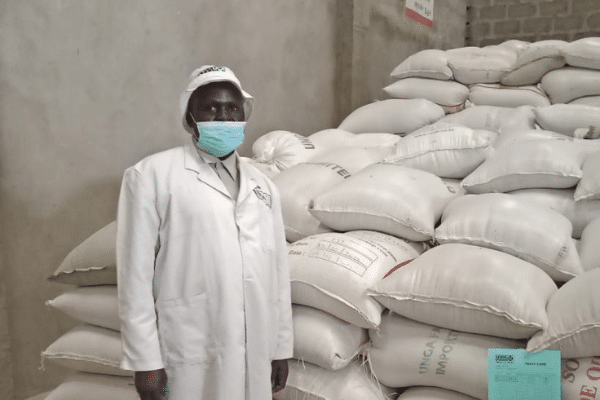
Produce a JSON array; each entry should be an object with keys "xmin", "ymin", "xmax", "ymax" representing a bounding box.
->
[{"xmin": 179, "ymin": 65, "xmax": 254, "ymax": 134}]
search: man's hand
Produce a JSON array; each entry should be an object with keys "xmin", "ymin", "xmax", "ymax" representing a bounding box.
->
[
  {"xmin": 271, "ymin": 359, "xmax": 289, "ymax": 393},
  {"xmin": 135, "ymin": 369, "xmax": 168, "ymax": 400}
]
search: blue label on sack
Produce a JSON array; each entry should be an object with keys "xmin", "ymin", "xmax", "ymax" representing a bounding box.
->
[{"xmin": 488, "ymin": 349, "xmax": 561, "ymax": 400}]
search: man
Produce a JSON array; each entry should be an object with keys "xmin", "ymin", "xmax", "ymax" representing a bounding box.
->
[{"xmin": 116, "ymin": 65, "xmax": 293, "ymax": 400}]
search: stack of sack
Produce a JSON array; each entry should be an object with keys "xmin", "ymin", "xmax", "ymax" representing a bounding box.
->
[
  {"xmin": 251, "ymin": 38, "xmax": 600, "ymax": 400},
  {"xmin": 42, "ymin": 222, "xmax": 139, "ymax": 400}
]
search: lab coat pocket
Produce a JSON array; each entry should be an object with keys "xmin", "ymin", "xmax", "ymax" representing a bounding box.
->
[{"xmin": 156, "ymin": 292, "xmax": 210, "ymax": 365}]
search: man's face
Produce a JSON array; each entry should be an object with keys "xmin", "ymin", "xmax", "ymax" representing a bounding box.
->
[{"xmin": 188, "ymin": 82, "xmax": 245, "ymax": 124}]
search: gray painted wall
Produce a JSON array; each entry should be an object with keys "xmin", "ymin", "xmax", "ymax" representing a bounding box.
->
[{"xmin": 0, "ymin": 1, "xmax": 465, "ymax": 398}]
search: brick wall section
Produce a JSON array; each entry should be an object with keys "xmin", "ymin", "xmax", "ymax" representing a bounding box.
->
[{"xmin": 466, "ymin": 0, "xmax": 600, "ymax": 46}]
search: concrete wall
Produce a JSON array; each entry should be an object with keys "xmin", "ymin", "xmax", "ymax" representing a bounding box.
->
[
  {"xmin": 467, "ymin": 0, "xmax": 600, "ymax": 46},
  {"xmin": 0, "ymin": 1, "xmax": 466, "ymax": 399}
]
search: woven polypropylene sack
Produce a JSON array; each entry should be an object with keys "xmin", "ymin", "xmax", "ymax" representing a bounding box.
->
[
  {"xmin": 366, "ymin": 311, "xmax": 523, "ymax": 400},
  {"xmin": 575, "ymin": 150, "xmax": 600, "ymax": 201},
  {"xmin": 560, "ymin": 357, "xmax": 600, "ymax": 400},
  {"xmin": 435, "ymin": 193, "xmax": 584, "ymax": 282},
  {"xmin": 540, "ymin": 67, "xmax": 600, "ymax": 104},
  {"xmin": 45, "ymin": 372, "xmax": 136, "ymax": 400},
  {"xmin": 437, "ymin": 105, "xmax": 535, "ymax": 134},
  {"xmin": 527, "ymin": 268, "xmax": 600, "ymax": 358},
  {"xmin": 291, "ymin": 304, "xmax": 368, "ymax": 371},
  {"xmin": 273, "ymin": 359, "xmax": 397, "ymax": 400},
  {"xmin": 461, "ymin": 139, "xmax": 584, "ymax": 193},
  {"xmin": 390, "ymin": 49, "xmax": 453, "ymax": 80},
  {"xmin": 369, "ymin": 243, "xmax": 557, "ymax": 339},
  {"xmin": 310, "ymin": 164, "xmax": 460, "ymax": 241},
  {"xmin": 579, "ymin": 216, "xmax": 600, "ymax": 272},
  {"xmin": 468, "ymin": 84, "xmax": 550, "ymax": 108},
  {"xmin": 287, "ymin": 231, "xmax": 424, "ymax": 328},
  {"xmin": 337, "ymin": 99, "xmax": 444, "ymax": 135},
  {"xmin": 47, "ymin": 222, "xmax": 117, "ymax": 286},
  {"xmin": 251, "ymin": 130, "xmax": 325, "ymax": 172},
  {"xmin": 46, "ymin": 286, "xmax": 119, "ymax": 331},
  {"xmin": 41, "ymin": 324, "xmax": 132, "ymax": 376},
  {"xmin": 398, "ymin": 387, "xmax": 479, "ymax": 400},
  {"xmin": 535, "ymin": 104, "xmax": 600, "ymax": 137},
  {"xmin": 382, "ymin": 78, "xmax": 469, "ymax": 114},
  {"xmin": 446, "ymin": 46, "xmax": 517, "ymax": 85},
  {"xmin": 383, "ymin": 123, "xmax": 497, "ymax": 179},
  {"xmin": 563, "ymin": 37, "xmax": 600, "ymax": 70}
]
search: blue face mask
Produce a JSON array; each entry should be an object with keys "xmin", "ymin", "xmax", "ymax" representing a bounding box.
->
[{"xmin": 191, "ymin": 119, "xmax": 246, "ymax": 158}]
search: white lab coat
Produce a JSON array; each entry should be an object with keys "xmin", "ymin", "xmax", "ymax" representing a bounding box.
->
[{"xmin": 116, "ymin": 143, "xmax": 294, "ymax": 400}]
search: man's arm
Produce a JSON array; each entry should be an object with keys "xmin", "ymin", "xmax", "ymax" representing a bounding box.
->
[{"xmin": 117, "ymin": 167, "xmax": 165, "ymax": 374}]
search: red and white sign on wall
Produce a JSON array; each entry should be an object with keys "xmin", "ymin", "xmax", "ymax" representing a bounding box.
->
[{"xmin": 405, "ymin": 0, "xmax": 434, "ymax": 28}]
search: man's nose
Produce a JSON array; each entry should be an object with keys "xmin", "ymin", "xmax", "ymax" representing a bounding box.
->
[{"xmin": 215, "ymin": 107, "xmax": 231, "ymax": 121}]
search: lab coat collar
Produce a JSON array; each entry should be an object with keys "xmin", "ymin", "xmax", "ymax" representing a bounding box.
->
[{"xmin": 183, "ymin": 143, "xmax": 255, "ymax": 202}]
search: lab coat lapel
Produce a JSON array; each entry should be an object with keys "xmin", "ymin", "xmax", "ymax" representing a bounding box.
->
[
  {"xmin": 238, "ymin": 158, "xmax": 259, "ymax": 204},
  {"xmin": 183, "ymin": 143, "xmax": 230, "ymax": 197}
]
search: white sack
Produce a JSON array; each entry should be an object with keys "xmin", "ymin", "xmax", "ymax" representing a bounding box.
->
[
  {"xmin": 308, "ymin": 129, "xmax": 402, "ymax": 150},
  {"xmin": 514, "ymin": 40, "xmax": 567, "ymax": 67},
  {"xmin": 47, "ymin": 221, "xmax": 117, "ymax": 286},
  {"xmin": 382, "ymin": 78, "xmax": 469, "ymax": 114},
  {"xmin": 369, "ymin": 243, "xmax": 557, "ymax": 339},
  {"xmin": 579, "ymin": 216, "xmax": 600, "ymax": 272},
  {"xmin": 398, "ymin": 387, "xmax": 479, "ymax": 400},
  {"xmin": 46, "ymin": 286, "xmax": 119, "ymax": 331},
  {"xmin": 446, "ymin": 46, "xmax": 517, "ymax": 85},
  {"xmin": 240, "ymin": 156, "xmax": 280, "ymax": 179},
  {"xmin": 561, "ymin": 357, "xmax": 600, "ymax": 400},
  {"xmin": 435, "ymin": 193, "xmax": 584, "ymax": 282},
  {"xmin": 540, "ymin": 67, "xmax": 600, "ymax": 104},
  {"xmin": 468, "ymin": 84, "xmax": 550, "ymax": 108},
  {"xmin": 41, "ymin": 324, "xmax": 132, "ymax": 376},
  {"xmin": 437, "ymin": 105, "xmax": 535, "ymax": 134},
  {"xmin": 251, "ymin": 130, "xmax": 325, "ymax": 172},
  {"xmin": 272, "ymin": 163, "xmax": 346, "ymax": 242},
  {"xmin": 44, "ymin": 372, "xmax": 137, "ymax": 400},
  {"xmin": 535, "ymin": 104, "xmax": 600, "ymax": 137},
  {"xmin": 308, "ymin": 147, "xmax": 393, "ymax": 174},
  {"xmin": 508, "ymin": 187, "xmax": 600, "ymax": 239},
  {"xmin": 287, "ymin": 231, "xmax": 424, "ymax": 328},
  {"xmin": 309, "ymin": 164, "xmax": 460, "ymax": 241},
  {"xmin": 308, "ymin": 128, "xmax": 357, "ymax": 149},
  {"xmin": 492, "ymin": 128, "xmax": 572, "ymax": 149},
  {"xmin": 390, "ymin": 49, "xmax": 453, "ymax": 80},
  {"xmin": 500, "ymin": 56, "xmax": 566, "ymax": 86},
  {"xmin": 274, "ymin": 359, "xmax": 397, "ymax": 400},
  {"xmin": 292, "ymin": 304, "xmax": 368, "ymax": 371},
  {"xmin": 569, "ymin": 95, "xmax": 600, "ymax": 107},
  {"xmin": 461, "ymin": 139, "xmax": 584, "ymax": 193},
  {"xmin": 575, "ymin": 150, "xmax": 600, "ymax": 200},
  {"xmin": 497, "ymin": 39, "xmax": 531, "ymax": 53},
  {"xmin": 527, "ymin": 268, "xmax": 600, "ymax": 358},
  {"xmin": 563, "ymin": 37, "xmax": 600, "ymax": 70},
  {"xmin": 383, "ymin": 123, "xmax": 497, "ymax": 179},
  {"xmin": 337, "ymin": 99, "xmax": 445, "ymax": 135},
  {"xmin": 367, "ymin": 311, "xmax": 523, "ymax": 400}
]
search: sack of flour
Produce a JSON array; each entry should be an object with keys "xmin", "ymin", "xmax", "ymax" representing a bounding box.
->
[
  {"xmin": 468, "ymin": 84, "xmax": 550, "ymax": 108},
  {"xmin": 563, "ymin": 37, "xmax": 600, "ymax": 70},
  {"xmin": 274, "ymin": 359, "xmax": 397, "ymax": 400},
  {"xmin": 308, "ymin": 129, "xmax": 401, "ymax": 150},
  {"xmin": 310, "ymin": 164, "xmax": 460, "ymax": 241},
  {"xmin": 527, "ymin": 268, "xmax": 600, "ymax": 358},
  {"xmin": 446, "ymin": 45, "xmax": 517, "ymax": 85},
  {"xmin": 337, "ymin": 99, "xmax": 445, "ymax": 135},
  {"xmin": 579, "ymin": 216, "xmax": 600, "ymax": 272},
  {"xmin": 366, "ymin": 311, "xmax": 523, "ymax": 400},
  {"xmin": 435, "ymin": 193, "xmax": 584, "ymax": 281},
  {"xmin": 492, "ymin": 128, "xmax": 572, "ymax": 149},
  {"xmin": 287, "ymin": 231, "xmax": 424, "ymax": 328},
  {"xmin": 535, "ymin": 104, "xmax": 600, "ymax": 138},
  {"xmin": 540, "ymin": 67, "xmax": 600, "ymax": 104},
  {"xmin": 461, "ymin": 139, "xmax": 584, "ymax": 193},
  {"xmin": 390, "ymin": 49, "xmax": 453, "ymax": 80},
  {"xmin": 41, "ymin": 324, "xmax": 131, "ymax": 376},
  {"xmin": 561, "ymin": 357, "xmax": 600, "ymax": 400},
  {"xmin": 44, "ymin": 372, "xmax": 137, "ymax": 400},
  {"xmin": 382, "ymin": 78, "xmax": 469, "ymax": 114},
  {"xmin": 46, "ymin": 286, "xmax": 119, "ymax": 331},
  {"xmin": 47, "ymin": 221, "xmax": 117, "ymax": 286},
  {"xmin": 272, "ymin": 162, "xmax": 347, "ymax": 242},
  {"xmin": 437, "ymin": 105, "xmax": 535, "ymax": 134},
  {"xmin": 252, "ymin": 130, "xmax": 325, "ymax": 172},
  {"xmin": 292, "ymin": 304, "xmax": 368, "ymax": 371},
  {"xmin": 369, "ymin": 243, "xmax": 557, "ymax": 339},
  {"xmin": 508, "ymin": 187, "xmax": 600, "ymax": 238},
  {"xmin": 383, "ymin": 123, "xmax": 497, "ymax": 179},
  {"xmin": 398, "ymin": 387, "xmax": 479, "ymax": 400},
  {"xmin": 575, "ymin": 150, "xmax": 600, "ymax": 201},
  {"xmin": 501, "ymin": 40, "xmax": 567, "ymax": 86},
  {"xmin": 569, "ymin": 95, "xmax": 600, "ymax": 108}
]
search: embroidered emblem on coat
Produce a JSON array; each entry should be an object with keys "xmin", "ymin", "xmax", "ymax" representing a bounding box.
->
[{"xmin": 253, "ymin": 186, "xmax": 272, "ymax": 208}]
